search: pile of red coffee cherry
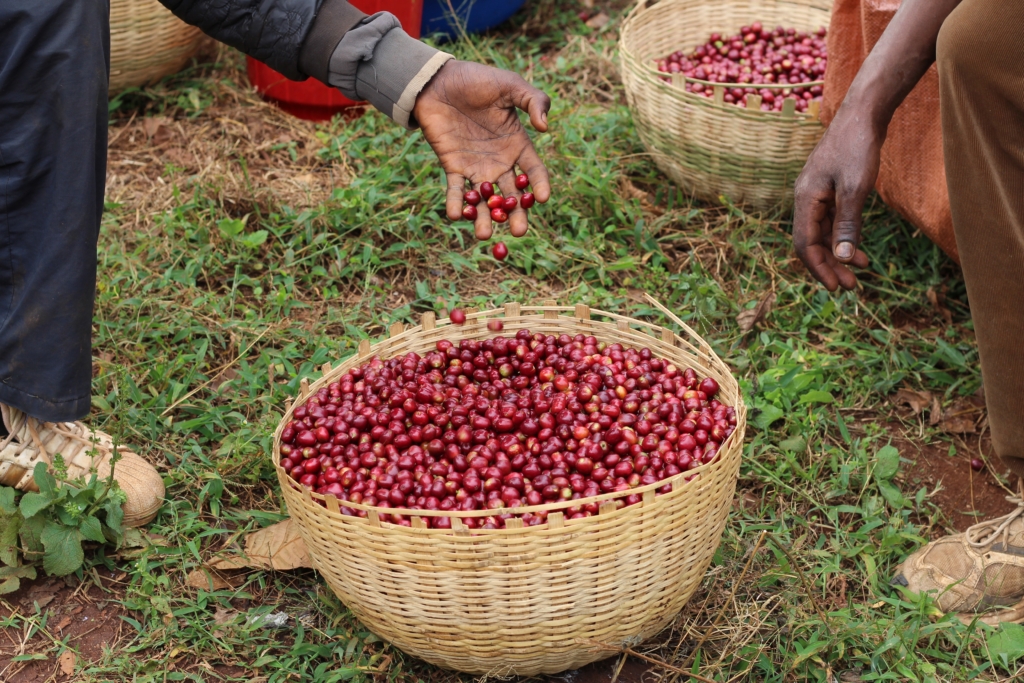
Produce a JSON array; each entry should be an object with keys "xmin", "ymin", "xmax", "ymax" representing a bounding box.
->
[
  {"xmin": 462, "ymin": 174, "xmax": 536, "ymax": 225},
  {"xmin": 655, "ymin": 23, "xmax": 828, "ymax": 113}
]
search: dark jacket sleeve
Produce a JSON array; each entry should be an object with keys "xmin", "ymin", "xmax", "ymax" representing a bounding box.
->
[{"xmin": 159, "ymin": 0, "xmax": 367, "ymax": 81}]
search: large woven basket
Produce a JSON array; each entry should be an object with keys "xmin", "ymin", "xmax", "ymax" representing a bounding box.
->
[
  {"xmin": 110, "ymin": 0, "xmax": 204, "ymax": 92},
  {"xmin": 272, "ymin": 301, "xmax": 745, "ymax": 676},
  {"xmin": 620, "ymin": 0, "xmax": 831, "ymax": 211}
]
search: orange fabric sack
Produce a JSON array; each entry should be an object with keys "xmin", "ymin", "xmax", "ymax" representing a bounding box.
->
[{"xmin": 822, "ymin": 0, "xmax": 959, "ymax": 262}]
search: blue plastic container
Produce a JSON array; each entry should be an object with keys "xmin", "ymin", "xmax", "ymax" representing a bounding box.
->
[{"xmin": 421, "ymin": 0, "xmax": 527, "ymax": 39}]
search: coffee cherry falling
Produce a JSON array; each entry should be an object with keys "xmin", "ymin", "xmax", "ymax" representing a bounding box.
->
[
  {"xmin": 492, "ymin": 242, "xmax": 508, "ymax": 261},
  {"xmin": 462, "ymin": 205, "xmax": 478, "ymax": 221},
  {"xmin": 655, "ymin": 23, "xmax": 828, "ymax": 113},
  {"xmin": 487, "ymin": 319, "xmax": 504, "ymax": 332},
  {"xmin": 464, "ymin": 190, "xmax": 481, "ymax": 206},
  {"xmin": 449, "ymin": 308, "xmax": 467, "ymax": 325},
  {"xmin": 515, "ymin": 174, "xmax": 530, "ymax": 190},
  {"xmin": 480, "ymin": 182, "xmax": 494, "ymax": 200},
  {"xmin": 970, "ymin": 458, "xmax": 985, "ymax": 472},
  {"xmin": 491, "ymin": 208, "xmax": 508, "ymax": 223},
  {"xmin": 520, "ymin": 193, "xmax": 536, "ymax": 210},
  {"xmin": 278, "ymin": 329, "xmax": 736, "ymax": 529}
]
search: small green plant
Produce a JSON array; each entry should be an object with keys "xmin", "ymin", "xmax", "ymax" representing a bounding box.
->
[{"xmin": 0, "ymin": 456, "xmax": 128, "ymax": 591}]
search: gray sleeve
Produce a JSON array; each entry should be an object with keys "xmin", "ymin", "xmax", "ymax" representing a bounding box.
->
[{"xmin": 326, "ymin": 12, "xmax": 454, "ymax": 129}]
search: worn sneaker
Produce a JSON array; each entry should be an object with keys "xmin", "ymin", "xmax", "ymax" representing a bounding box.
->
[
  {"xmin": 0, "ymin": 404, "xmax": 164, "ymax": 527},
  {"xmin": 893, "ymin": 490, "xmax": 1024, "ymax": 624}
]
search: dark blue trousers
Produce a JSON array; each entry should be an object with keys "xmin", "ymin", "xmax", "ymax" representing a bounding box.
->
[{"xmin": 0, "ymin": 0, "xmax": 108, "ymax": 421}]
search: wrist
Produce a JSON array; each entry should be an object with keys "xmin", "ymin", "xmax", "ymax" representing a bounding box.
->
[
  {"xmin": 835, "ymin": 81, "xmax": 894, "ymax": 142},
  {"xmin": 412, "ymin": 60, "xmax": 455, "ymax": 123}
]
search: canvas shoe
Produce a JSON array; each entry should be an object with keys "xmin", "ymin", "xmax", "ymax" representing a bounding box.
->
[
  {"xmin": 893, "ymin": 487, "xmax": 1024, "ymax": 624},
  {"xmin": 0, "ymin": 404, "xmax": 163, "ymax": 527}
]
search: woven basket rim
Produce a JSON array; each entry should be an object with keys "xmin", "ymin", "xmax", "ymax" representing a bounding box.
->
[
  {"xmin": 620, "ymin": 0, "xmax": 828, "ymax": 121},
  {"xmin": 273, "ymin": 301, "xmax": 745, "ymax": 529}
]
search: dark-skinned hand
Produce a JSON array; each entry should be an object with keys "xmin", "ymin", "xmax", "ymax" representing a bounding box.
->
[
  {"xmin": 413, "ymin": 60, "xmax": 552, "ymax": 240},
  {"xmin": 791, "ymin": 113, "xmax": 881, "ymax": 291}
]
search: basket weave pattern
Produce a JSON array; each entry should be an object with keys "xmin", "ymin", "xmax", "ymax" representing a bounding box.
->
[
  {"xmin": 620, "ymin": 0, "xmax": 831, "ymax": 210},
  {"xmin": 274, "ymin": 303, "xmax": 745, "ymax": 676},
  {"xmin": 110, "ymin": 0, "xmax": 204, "ymax": 92}
]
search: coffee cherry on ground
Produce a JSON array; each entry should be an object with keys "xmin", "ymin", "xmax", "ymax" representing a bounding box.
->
[
  {"xmin": 492, "ymin": 242, "xmax": 508, "ymax": 260},
  {"xmin": 502, "ymin": 196, "xmax": 518, "ymax": 212},
  {"xmin": 487, "ymin": 319, "xmax": 504, "ymax": 332},
  {"xmin": 491, "ymin": 208, "xmax": 508, "ymax": 223},
  {"xmin": 486, "ymin": 195, "xmax": 504, "ymax": 210},
  {"xmin": 462, "ymin": 205, "xmax": 478, "ymax": 221},
  {"xmin": 970, "ymin": 458, "xmax": 985, "ymax": 472},
  {"xmin": 520, "ymin": 193, "xmax": 536, "ymax": 210},
  {"xmin": 464, "ymin": 190, "xmax": 481, "ymax": 206},
  {"xmin": 480, "ymin": 182, "xmax": 495, "ymax": 199},
  {"xmin": 449, "ymin": 308, "xmax": 467, "ymax": 325},
  {"xmin": 515, "ymin": 174, "xmax": 530, "ymax": 190}
]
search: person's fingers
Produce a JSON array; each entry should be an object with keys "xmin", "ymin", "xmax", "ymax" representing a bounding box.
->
[
  {"xmin": 849, "ymin": 248, "xmax": 870, "ymax": 269},
  {"xmin": 474, "ymin": 204, "xmax": 493, "ymax": 241},
  {"xmin": 800, "ymin": 244, "xmax": 840, "ymax": 292},
  {"xmin": 831, "ymin": 177, "xmax": 870, "ymax": 263},
  {"xmin": 833, "ymin": 262, "xmax": 859, "ymax": 291},
  {"xmin": 517, "ymin": 144, "xmax": 551, "ymax": 204},
  {"xmin": 506, "ymin": 73, "xmax": 551, "ymax": 132},
  {"xmin": 792, "ymin": 183, "xmax": 840, "ymax": 288},
  {"xmin": 446, "ymin": 172, "xmax": 467, "ymax": 222},
  {"xmin": 497, "ymin": 171, "xmax": 529, "ymax": 238}
]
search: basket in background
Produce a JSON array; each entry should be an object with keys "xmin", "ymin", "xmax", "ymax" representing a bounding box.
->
[
  {"xmin": 109, "ymin": 0, "xmax": 204, "ymax": 92},
  {"xmin": 273, "ymin": 301, "xmax": 746, "ymax": 675},
  {"xmin": 620, "ymin": 0, "xmax": 832, "ymax": 211}
]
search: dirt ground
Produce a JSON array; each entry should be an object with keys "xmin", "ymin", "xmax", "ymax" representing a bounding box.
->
[
  {"xmin": 899, "ymin": 431, "xmax": 1017, "ymax": 533},
  {"xmin": 0, "ymin": 572, "xmax": 130, "ymax": 682}
]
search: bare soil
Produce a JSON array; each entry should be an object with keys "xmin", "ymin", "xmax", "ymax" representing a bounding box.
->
[
  {"xmin": 0, "ymin": 572, "xmax": 130, "ymax": 682},
  {"xmin": 553, "ymin": 655, "xmax": 655, "ymax": 683},
  {"xmin": 896, "ymin": 429, "xmax": 1017, "ymax": 533}
]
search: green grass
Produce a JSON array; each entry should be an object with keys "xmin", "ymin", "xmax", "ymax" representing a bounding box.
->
[{"xmin": 4, "ymin": 2, "xmax": 1019, "ymax": 681}]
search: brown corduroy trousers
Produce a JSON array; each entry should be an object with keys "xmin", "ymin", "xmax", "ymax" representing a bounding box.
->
[{"xmin": 937, "ymin": 0, "xmax": 1024, "ymax": 476}]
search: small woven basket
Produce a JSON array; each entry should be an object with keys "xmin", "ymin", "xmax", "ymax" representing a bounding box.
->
[
  {"xmin": 620, "ymin": 0, "xmax": 831, "ymax": 211},
  {"xmin": 109, "ymin": 0, "xmax": 204, "ymax": 92},
  {"xmin": 273, "ymin": 301, "xmax": 745, "ymax": 676}
]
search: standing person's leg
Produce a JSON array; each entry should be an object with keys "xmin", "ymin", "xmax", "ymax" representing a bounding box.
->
[
  {"xmin": 940, "ymin": 2, "xmax": 1024, "ymax": 475},
  {"xmin": 894, "ymin": 0, "xmax": 1024, "ymax": 622},
  {"xmin": 0, "ymin": 0, "xmax": 163, "ymax": 526}
]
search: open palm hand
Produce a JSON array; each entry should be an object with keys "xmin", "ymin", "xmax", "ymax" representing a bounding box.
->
[{"xmin": 414, "ymin": 60, "xmax": 552, "ymax": 239}]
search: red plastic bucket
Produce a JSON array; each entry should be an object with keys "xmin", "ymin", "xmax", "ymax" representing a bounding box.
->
[{"xmin": 247, "ymin": 0, "xmax": 424, "ymax": 121}]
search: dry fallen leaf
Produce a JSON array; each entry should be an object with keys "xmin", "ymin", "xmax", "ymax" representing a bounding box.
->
[
  {"xmin": 212, "ymin": 606, "xmax": 239, "ymax": 635},
  {"xmin": 186, "ymin": 567, "xmax": 243, "ymax": 591},
  {"xmin": 737, "ymin": 292, "xmax": 776, "ymax": 334},
  {"xmin": 142, "ymin": 116, "xmax": 175, "ymax": 146},
  {"xmin": 59, "ymin": 650, "xmax": 76, "ymax": 676},
  {"xmin": 209, "ymin": 519, "xmax": 312, "ymax": 571},
  {"xmin": 940, "ymin": 416, "xmax": 977, "ymax": 434},
  {"xmin": 929, "ymin": 394, "xmax": 942, "ymax": 425},
  {"xmin": 937, "ymin": 397, "xmax": 983, "ymax": 434},
  {"xmin": 893, "ymin": 388, "xmax": 934, "ymax": 416},
  {"xmin": 585, "ymin": 12, "xmax": 610, "ymax": 29},
  {"xmin": 926, "ymin": 286, "xmax": 953, "ymax": 325}
]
